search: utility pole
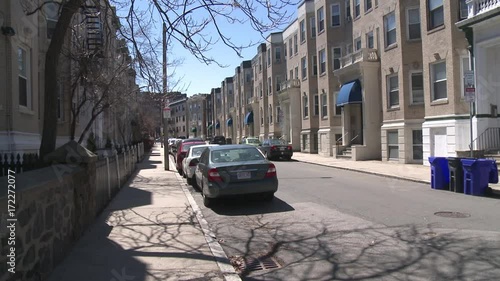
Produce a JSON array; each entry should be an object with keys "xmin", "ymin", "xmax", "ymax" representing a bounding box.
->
[{"xmin": 163, "ymin": 22, "xmax": 170, "ymax": 170}]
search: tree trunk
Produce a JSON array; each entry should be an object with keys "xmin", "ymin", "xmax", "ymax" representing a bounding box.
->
[
  {"xmin": 39, "ymin": 0, "xmax": 84, "ymax": 160},
  {"xmin": 78, "ymin": 109, "xmax": 105, "ymax": 144}
]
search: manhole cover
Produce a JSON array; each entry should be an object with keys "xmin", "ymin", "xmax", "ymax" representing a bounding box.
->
[
  {"xmin": 320, "ymin": 176, "xmax": 332, "ymax": 179},
  {"xmin": 434, "ymin": 211, "xmax": 470, "ymax": 218}
]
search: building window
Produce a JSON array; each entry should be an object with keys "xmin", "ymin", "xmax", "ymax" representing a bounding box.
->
[
  {"xmin": 18, "ymin": 47, "xmax": 31, "ymax": 108},
  {"xmin": 331, "ymin": 4, "xmax": 341, "ymax": 27},
  {"xmin": 319, "ymin": 49, "xmax": 326, "ymax": 74},
  {"xmin": 354, "ymin": 0, "xmax": 360, "ymax": 18},
  {"xmin": 412, "ymin": 130, "xmax": 423, "ymax": 160},
  {"xmin": 303, "ymin": 95, "xmax": 309, "ymax": 118},
  {"xmin": 366, "ymin": 32, "xmax": 374, "ymax": 48},
  {"xmin": 295, "ymin": 67, "xmax": 299, "ymax": 79},
  {"xmin": 284, "ymin": 43, "xmax": 287, "ymax": 58},
  {"xmin": 275, "ymin": 47, "xmax": 281, "ymax": 62},
  {"xmin": 387, "ymin": 131, "xmax": 399, "ymax": 160},
  {"xmin": 346, "ymin": 0, "xmax": 351, "ymax": 19},
  {"xmin": 314, "ymin": 94, "xmax": 319, "ymax": 115},
  {"xmin": 334, "ymin": 93, "xmax": 342, "ymax": 115},
  {"xmin": 301, "ymin": 56, "xmax": 307, "ymax": 79},
  {"xmin": 312, "ymin": 55, "xmax": 318, "ymax": 76},
  {"xmin": 260, "ymin": 108, "xmax": 264, "ymax": 125},
  {"xmin": 300, "ymin": 20, "xmax": 306, "ymax": 42},
  {"xmin": 431, "ymin": 61, "xmax": 447, "ymax": 100},
  {"xmin": 459, "ymin": 0, "xmax": 468, "ymax": 20},
  {"xmin": 294, "ymin": 34, "xmax": 298, "ymax": 54},
  {"xmin": 385, "ymin": 12, "xmax": 397, "ymax": 47},
  {"xmin": 269, "ymin": 105, "xmax": 273, "ymax": 124},
  {"xmin": 45, "ymin": 3, "xmax": 59, "ymax": 39},
  {"xmin": 183, "ymin": 125, "xmax": 186, "ymax": 132},
  {"xmin": 407, "ymin": 7, "xmax": 421, "ymax": 40},
  {"xmin": 428, "ymin": 0, "xmax": 444, "ymax": 29},
  {"xmin": 318, "ymin": 7, "xmax": 325, "ymax": 32},
  {"xmin": 354, "ymin": 37, "xmax": 362, "ymax": 51},
  {"xmin": 321, "ymin": 93, "xmax": 328, "ymax": 118},
  {"xmin": 57, "ymin": 84, "xmax": 63, "ymax": 120},
  {"xmin": 410, "ymin": 72, "xmax": 424, "ymax": 104},
  {"xmin": 387, "ymin": 74, "xmax": 399, "ymax": 107},
  {"xmin": 259, "ymin": 82, "xmax": 263, "ymax": 97},
  {"xmin": 365, "ymin": 0, "xmax": 372, "ymax": 11},
  {"xmin": 332, "ymin": 47, "xmax": 341, "ymax": 70},
  {"xmin": 311, "ymin": 17, "xmax": 316, "ymax": 37},
  {"xmin": 268, "ymin": 77, "xmax": 272, "ymax": 95},
  {"xmin": 289, "ymin": 38, "xmax": 293, "ymax": 57},
  {"xmin": 276, "ymin": 75, "xmax": 282, "ymax": 91},
  {"xmin": 267, "ymin": 48, "xmax": 271, "ymax": 67}
]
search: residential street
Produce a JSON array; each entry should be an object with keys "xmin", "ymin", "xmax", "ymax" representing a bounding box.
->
[{"xmin": 185, "ymin": 160, "xmax": 500, "ymax": 280}]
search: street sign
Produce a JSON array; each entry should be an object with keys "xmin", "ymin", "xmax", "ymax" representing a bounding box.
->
[
  {"xmin": 163, "ymin": 107, "xmax": 171, "ymax": 119},
  {"xmin": 464, "ymin": 70, "xmax": 474, "ymax": 87},
  {"xmin": 465, "ymin": 87, "xmax": 475, "ymax": 102},
  {"xmin": 463, "ymin": 70, "xmax": 475, "ymax": 103}
]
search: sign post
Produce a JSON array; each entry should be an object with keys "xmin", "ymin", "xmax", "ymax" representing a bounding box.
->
[
  {"xmin": 163, "ymin": 106, "xmax": 171, "ymax": 170},
  {"xmin": 464, "ymin": 70, "xmax": 475, "ymax": 157}
]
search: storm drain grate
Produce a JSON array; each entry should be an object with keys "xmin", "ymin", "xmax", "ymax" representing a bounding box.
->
[
  {"xmin": 434, "ymin": 211, "xmax": 470, "ymax": 218},
  {"xmin": 230, "ymin": 256, "xmax": 282, "ymax": 272}
]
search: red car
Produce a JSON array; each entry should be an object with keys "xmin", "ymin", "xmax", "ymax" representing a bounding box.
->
[{"xmin": 176, "ymin": 139, "xmax": 205, "ymax": 175}]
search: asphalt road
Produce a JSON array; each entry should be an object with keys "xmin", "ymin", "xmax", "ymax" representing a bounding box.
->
[{"xmin": 184, "ymin": 160, "xmax": 500, "ymax": 281}]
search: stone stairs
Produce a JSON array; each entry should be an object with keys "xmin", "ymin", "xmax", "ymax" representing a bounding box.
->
[{"xmin": 337, "ymin": 146, "xmax": 352, "ymax": 159}]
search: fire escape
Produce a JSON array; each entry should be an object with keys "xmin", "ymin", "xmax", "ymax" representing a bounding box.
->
[{"xmin": 83, "ymin": 2, "xmax": 103, "ymax": 56}]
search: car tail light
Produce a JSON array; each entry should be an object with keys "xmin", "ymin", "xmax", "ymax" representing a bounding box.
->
[
  {"xmin": 189, "ymin": 160, "xmax": 198, "ymax": 167},
  {"xmin": 271, "ymin": 145, "xmax": 277, "ymax": 150},
  {"xmin": 265, "ymin": 163, "xmax": 277, "ymax": 178},
  {"xmin": 207, "ymin": 168, "xmax": 223, "ymax": 182},
  {"xmin": 287, "ymin": 146, "xmax": 292, "ymax": 150}
]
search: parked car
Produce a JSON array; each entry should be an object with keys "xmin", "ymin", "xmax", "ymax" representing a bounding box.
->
[
  {"xmin": 210, "ymin": 135, "xmax": 226, "ymax": 145},
  {"xmin": 194, "ymin": 144, "xmax": 278, "ymax": 207},
  {"xmin": 240, "ymin": 137, "xmax": 261, "ymax": 147},
  {"xmin": 182, "ymin": 144, "xmax": 219, "ymax": 186},
  {"xmin": 176, "ymin": 138, "xmax": 206, "ymax": 174},
  {"xmin": 258, "ymin": 139, "xmax": 293, "ymax": 161}
]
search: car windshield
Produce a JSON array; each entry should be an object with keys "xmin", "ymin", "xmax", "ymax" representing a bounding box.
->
[
  {"xmin": 190, "ymin": 146, "xmax": 207, "ymax": 157},
  {"xmin": 246, "ymin": 138, "xmax": 260, "ymax": 144},
  {"xmin": 269, "ymin": 139, "xmax": 286, "ymax": 145},
  {"xmin": 210, "ymin": 148, "xmax": 264, "ymax": 163}
]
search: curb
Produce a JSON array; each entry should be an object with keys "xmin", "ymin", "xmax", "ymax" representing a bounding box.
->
[
  {"xmin": 294, "ymin": 159, "xmax": 430, "ymax": 185},
  {"xmin": 168, "ymin": 156, "xmax": 242, "ymax": 281},
  {"xmin": 295, "ymin": 158, "xmax": 500, "ymax": 197}
]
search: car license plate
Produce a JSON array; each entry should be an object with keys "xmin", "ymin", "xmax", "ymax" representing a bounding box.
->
[
  {"xmin": 280, "ymin": 147, "xmax": 286, "ymax": 151},
  {"xmin": 237, "ymin": 171, "xmax": 251, "ymax": 179}
]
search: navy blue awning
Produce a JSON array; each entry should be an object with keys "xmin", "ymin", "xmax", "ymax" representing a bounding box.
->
[
  {"xmin": 337, "ymin": 79, "xmax": 362, "ymax": 107},
  {"xmin": 226, "ymin": 118, "xmax": 233, "ymax": 126},
  {"xmin": 244, "ymin": 111, "xmax": 254, "ymax": 124},
  {"xmin": 215, "ymin": 121, "xmax": 220, "ymax": 129}
]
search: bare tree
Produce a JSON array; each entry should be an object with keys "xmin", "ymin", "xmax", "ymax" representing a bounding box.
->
[{"xmin": 24, "ymin": 0, "xmax": 298, "ymax": 159}]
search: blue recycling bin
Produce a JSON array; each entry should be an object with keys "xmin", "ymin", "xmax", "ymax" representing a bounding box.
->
[
  {"xmin": 489, "ymin": 160, "xmax": 498, "ymax": 184},
  {"xmin": 461, "ymin": 159, "xmax": 491, "ymax": 196},
  {"xmin": 428, "ymin": 157, "xmax": 450, "ymax": 190}
]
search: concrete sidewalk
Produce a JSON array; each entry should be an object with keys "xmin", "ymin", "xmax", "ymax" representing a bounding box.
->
[
  {"xmin": 48, "ymin": 145, "xmax": 240, "ymax": 281},
  {"xmin": 292, "ymin": 152, "xmax": 500, "ymax": 195}
]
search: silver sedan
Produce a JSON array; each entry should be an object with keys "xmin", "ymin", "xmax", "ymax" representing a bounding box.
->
[{"xmin": 194, "ymin": 144, "xmax": 279, "ymax": 207}]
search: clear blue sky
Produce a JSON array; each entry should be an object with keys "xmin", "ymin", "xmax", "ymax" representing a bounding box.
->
[{"xmin": 123, "ymin": 1, "xmax": 298, "ymax": 96}]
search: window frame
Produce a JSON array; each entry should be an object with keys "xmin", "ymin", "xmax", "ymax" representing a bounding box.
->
[
  {"xmin": 412, "ymin": 129, "xmax": 423, "ymax": 160},
  {"xmin": 410, "ymin": 71, "xmax": 424, "ymax": 105},
  {"xmin": 314, "ymin": 94, "xmax": 319, "ymax": 116},
  {"xmin": 331, "ymin": 4, "xmax": 341, "ymax": 27},
  {"xmin": 269, "ymin": 104, "xmax": 273, "ymax": 124},
  {"xmin": 459, "ymin": 0, "xmax": 468, "ymax": 20},
  {"xmin": 365, "ymin": 0, "xmax": 373, "ymax": 12},
  {"xmin": 18, "ymin": 46, "xmax": 31, "ymax": 109},
  {"xmin": 387, "ymin": 130, "xmax": 399, "ymax": 160},
  {"xmin": 319, "ymin": 48, "xmax": 326, "ymax": 74},
  {"xmin": 275, "ymin": 46, "xmax": 281, "ymax": 62},
  {"xmin": 384, "ymin": 12, "xmax": 397, "ymax": 47},
  {"xmin": 354, "ymin": 37, "xmax": 362, "ymax": 51},
  {"xmin": 303, "ymin": 94, "xmax": 309, "ymax": 118},
  {"xmin": 431, "ymin": 60, "xmax": 447, "ymax": 101},
  {"xmin": 301, "ymin": 56, "xmax": 307, "ymax": 80},
  {"xmin": 354, "ymin": 0, "xmax": 361, "ymax": 18},
  {"xmin": 312, "ymin": 54, "xmax": 318, "ymax": 76},
  {"xmin": 276, "ymin": 106, "xmax": 281, "ymax": 123},
  {"xmin": 321, "ymin": 93, "xmax": 328, "ymax": 118},
  {"xmin": 332, "ymin": 47, "xmax": 342, "ymax": 71},
  {"xmin": 428, "ymin": 0, "xmax": 444, "ymax": 30},
  {"xmin": 300, "ymin": 19, "xmax": 306, "ymax": 43},
  {"xmin": 310, "ymin": 16, "xmax": 317, "ymax": 38},
  {"xmin": 460, "ymin": 55, "xmax": 470, "ymax": 99},
  {"xmin": 387, "ymin": 73, "xmax": 399, "ymax": 108},
  {"xmin": 334, "ymin": 92, "xmax": 342, "ymax": 115},
  {"xmin": 294, "ymin": 34, "xmax": 298, "ymax": 54},
  {"xmin": 318, "ymin": 7, "xmax": 325, "ymax": 33},
  {"xmin": 407, "ymin": 7, "xmax": 421, "ymax": 41},
  {"xmin": 366, "ymin": 31, "xmax": 374, "ymax": 49},
  {"xmin": 268, "ymin": 77, "xmax": 272, "ymax": 95}
]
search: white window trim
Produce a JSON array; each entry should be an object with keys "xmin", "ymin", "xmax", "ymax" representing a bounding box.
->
[
  {"xmin": 331, "ymin": 4, "xmax": 341, "ymax": 27},
  {"xmin": 431, "ymin": 60, "xmax": 448, "ymax": 101},
  {"xmin": 387, "ymin": 73, "xmax": 399, "ymax": 108},
  {"xmin": 18, "ymin": 45, "xmax": 32, "ymax": 110},
  {"xmin": 409, "ymin": 70, "xmax": 424, "ymax": 105},
  {"xmin": 406, "ymin": 6, "xmax": 421, "ymax": 41}
]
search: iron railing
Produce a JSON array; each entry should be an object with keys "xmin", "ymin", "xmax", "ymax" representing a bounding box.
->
[
  {"xmin": 335, "ymin": 133, "xmax": 349, "ymax": 156},
  {"xmin": 470, "ymin": 127, "xmax": 500, "ymax": 153}
]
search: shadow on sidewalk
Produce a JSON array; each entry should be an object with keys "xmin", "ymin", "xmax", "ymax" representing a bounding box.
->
[{"xmin": 49, "ymin": 151, "xmax": 225, "ymax": 281}]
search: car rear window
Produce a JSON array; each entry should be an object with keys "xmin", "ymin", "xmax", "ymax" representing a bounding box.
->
[
  {"xmin": 191, "ymin": 147, "xmax": 207, "ymax": 157},
  {"xmin": 269, "ymin": 139, "xmax": 286, "ymax": 145},
  {"xmin": 210, "ymin": 148, "xmax": 264, "ymax": 163}
]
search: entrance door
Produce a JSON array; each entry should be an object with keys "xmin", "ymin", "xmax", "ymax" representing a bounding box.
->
[{"xmin": 350, "ymin": 104, "xmax": 363, "ymax": 145}]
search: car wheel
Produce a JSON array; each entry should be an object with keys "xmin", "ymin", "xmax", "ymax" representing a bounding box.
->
[
  {"xmin": 202, "ymin": 192, "xmax": 213, "ymax": 207},
  {"xmin": 183, "ymin": 171, "xmax": 187, "ymax": 178},
  {"xmin": 186, "ymin": 175, "xmax": 193, "ymax": 185},
  {"xmin": 178, "ymin": 169, "xmax": 183, "ymax": 176},
  {"xmin": 263, "ymin": 192, "xmax": 274, "ymax": 201},
  {"xmin": 286, "ymin": 156, "xmax": 292, "ymax": 161}
]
